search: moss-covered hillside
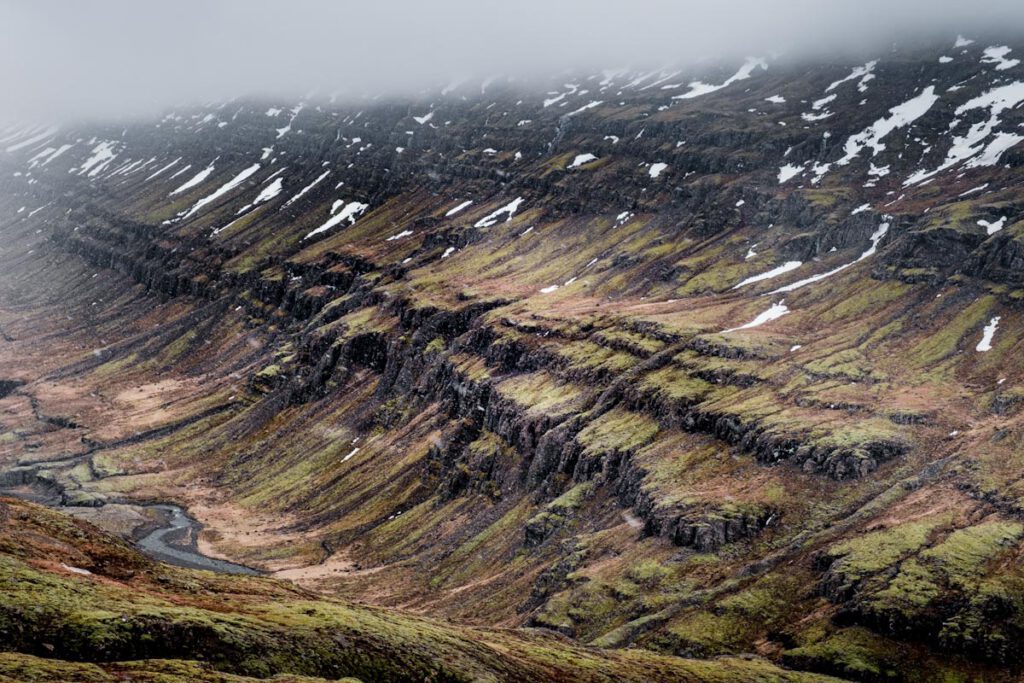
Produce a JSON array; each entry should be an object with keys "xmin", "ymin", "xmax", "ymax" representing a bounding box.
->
[{"xmin": 0, "ymin": 497, "xmax": 840, "ymax": 682}]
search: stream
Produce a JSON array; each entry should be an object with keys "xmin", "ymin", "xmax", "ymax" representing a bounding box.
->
[
  {"xmin": 135, "ymin": 504, "xmax": 262, "ymax": 575},
  {"xmin": 1, "ymin": 478, "xmax": 261, "ymax": 575}
]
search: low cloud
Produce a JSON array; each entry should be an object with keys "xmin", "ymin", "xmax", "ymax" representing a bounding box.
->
[{"xmin": 2, "ymin": 0, "xmax": 1023, "ymax": 123}]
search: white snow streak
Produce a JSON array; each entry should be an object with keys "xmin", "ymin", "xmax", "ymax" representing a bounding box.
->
[
  {"xmin": 905, "ymin": 81, "xmax": 1024, "ymax": 186},
  {"xmin": 170, "ymin": 162, "xmax": 215, "ymax": 196},
  {"xmin": 145, "ymin": 157, "xmax": 181, "ymax": 181},
  {"xmin": 674, "ymin": 57, "xmax": 767, "ymax": 100},
  {"xmin": 778, "ymin": 163, "xmax": 805, "ymax": 184},
  {"xmin": 445, "ymin": 200, "xmax": 474, "ymax": 216},
  {"xmin": 568, "ymin": 153, "xmax": 598, "ymax": 169},
  {"xmin": 723, "ymin": 301, "xmax": 790, "ymax": 333},
  {"xmin": 770, "ymin": 223, "xmax": 889, "ymax": 294},
  {"xmin": 732, "ymin": 261, "xmax": 803, "ymax": 289},
  {"xmin": 825, "ymin": 61, "xmax": 877, "ymax": 93},
  {"xmin": 474, "ymin": 197, "xmax": 524, "ymax": 228},
  {"xmin": 981, "ymin": 46, "xmax": 1020, "ymax": 71},
  {"xmin": 180, "ymin": 164, "xmax": 261, "ymax": 220},
  {"xmin": 303, "ymin": 201, "xmax": 369, "ymax": 240},
  {"xmin": 976, "ymin": 316, "xmax": 1000, "ymax": 352},
  {"xmin": 835, "ymin": 87, "xmax": 939, "ymax": 167},
  {"xmin": 566, "ymin": 100, "xmax": 603, "ymax": 117},
  {"xmin": 282, "ymin": 170, "xmax": 330, "ymax": 208},
  {"xmin": 5, "ymin": 126, "xmax": 58, "ymax": 153},
  {"xmin": 77, "ymin": 141, "xmax": 119, "ymax": 177}
]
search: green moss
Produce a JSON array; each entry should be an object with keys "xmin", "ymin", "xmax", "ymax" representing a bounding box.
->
[
  {"xmin": 921, "ymin": 521, "xmax": 1024, "ymax": 586},
  {"xmin": 496, "ymin": 372, "xmax": 585, "ymax": 415},
  {"xmin": 639, "ymin": 366, "xmax": 713, "ymax": 403},
  {"xmin": 805, "ymin": 349, "xmax": 884, "ymax": 381},
  {"xmin": 594, "ymin": 329, "xmax": 666, "ymax": 356},
  {"xmin": 826, "ymin": 520, "xmax": 939, "ymax": 585},
  {"xmin": 556, "ymin": 340, "xmax": 639, "ymax": 374},
  {"xmin": 627, "ymin": 560, "xmax": 672, "ymax": 589},
  {"xmin": 910, "ymin": 296, "xmax": 995, "ymax": 367},
  {"xmin": 576, "ymin": 408, "xmax": 659, "ymax": 456},
  {"xmin": 782, "ymin": 627, "xmax": 903, "ymax": 681},
  {"xmin": 2, "ymin": 498, "xmax": 840, "ymax": 683}
]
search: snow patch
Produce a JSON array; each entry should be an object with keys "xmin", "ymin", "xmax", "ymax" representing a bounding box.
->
[
  {"xmin": 144, "ymin": 157, "xmax": 180, "ymax": 181},
  {"xmin": 834, "ymin": 87, "xmax": 939, "ymax": 168},
  {"xmin": 825, "ymin": 61, "xmax": 877, "ymax": 93},
  {"xmin": 178, "ymin": 164, "xmax": 261, "ymax": 220},
  {"xmin": 771, "ymin": 223, "xmax": 889, "ymax": 294},
  {"xmin": 236, "ymin": 176, "xmax": 284, "ymax": 214},
  {"xmin": 978, "ymin": 216, "xmax": 1007, "ymax": 235},
  {"xmin": 170, "ymin": 162, "xmax": 215, "ymax": 196},
  {"xmin": 61, "ymin": 564, "xmax": 92, "ymax": 576},
  {"xmin": 906, "ymin": 81, "xmax": 1024, "ymax": 185},
  {"xmin": 77, "ymin": 141, "xmax": 119, "ymax": 177},
  {"xmin": 303, "ymin": 201, "xmax": 369, "ymax": 240},
  {"xmin": 976, "ymin": 316, "xmax": 1000, "ymax": 352},
  {"xmin": 981, "ymin": 46, "xmax": 1020, "ymax": 71},
  {"xmin": 673, "ymin": 57, "xmax": 767, "ymax": 100},
  {"xmin": 723, "ymin": 301, "xmax": 790, "ymax": 333},
  {"xmin": 474, "ymin": 197, "xmax": 524, "ymax": 228},
  {"xmin": 732, "ymin": 261, "xmax": 803, "ymax": 289},
  {"xmin": 778, "ymin": 163, "xmax": 805, "ymax": 184},
  {"xmin": 445, "ymin": 200, "xmax": 474, "ymax": 216},
  {"xmin": 5, "ymin": 126, "xmax": 58, "ymax": 153},
  {"xmin": 566, "ymin": 100, "xmax": 603, "ymax": 117},
  {"xmin": 282, "ymin": 170, "xmax": 330, "ymax": 208},
  {"xmin": 568, "ymin": 153, "xmax": 598, "ymax": 169}
]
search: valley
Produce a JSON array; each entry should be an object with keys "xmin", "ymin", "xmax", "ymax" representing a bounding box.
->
[{"xmin": 2, "ymin": 35, "xmax": 1024, "ymax": 681}]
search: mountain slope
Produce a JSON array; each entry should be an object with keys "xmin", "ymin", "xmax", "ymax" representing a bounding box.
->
[
  {"xmin": 1, "ymin": 35, "xmax": 1024, "ymax": 680},
  {"xmin": 1, "ymin": 496, "xmax": 838, "ymax": 682}
]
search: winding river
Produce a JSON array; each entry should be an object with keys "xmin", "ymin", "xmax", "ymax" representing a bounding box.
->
[{"xmin": 135, "ymin": 504, "xmax": 262, "ymax": 575}]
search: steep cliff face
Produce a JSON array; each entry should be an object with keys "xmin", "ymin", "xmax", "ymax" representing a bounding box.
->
[{"xmin": 2, "ymin": 35, "xmax": 1024, "ymax": 680}]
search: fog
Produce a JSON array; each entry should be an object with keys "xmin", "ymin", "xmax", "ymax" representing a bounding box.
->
[{"xmin": 2, "ymin": 0, "xmax": 1024, "ymax": 124}]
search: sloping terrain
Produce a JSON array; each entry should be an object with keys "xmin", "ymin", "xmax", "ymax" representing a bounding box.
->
[
  {"xmin": 1, "ymin": 35, "xmax": 1024, "ymax": 680},
  {"xmin": 0, "ymin": 496, "xmax": 833, "ymax": 682}
]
